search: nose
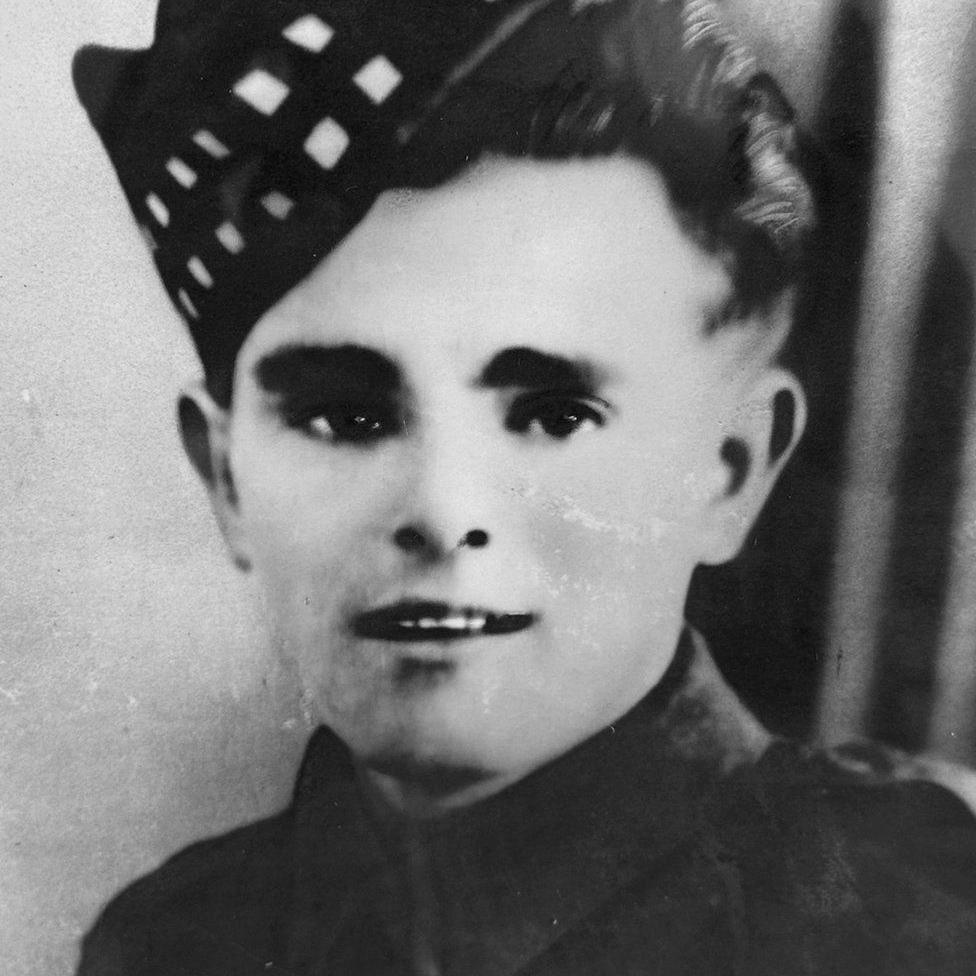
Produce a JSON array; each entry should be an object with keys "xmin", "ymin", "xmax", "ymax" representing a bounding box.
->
[
  {"xmin": 392, "ymin": 525, "xmax": 491, "ymax": 556},
  {"xmin": 389, "ymin": 415, "xmax": 497, "ymax": 560}
]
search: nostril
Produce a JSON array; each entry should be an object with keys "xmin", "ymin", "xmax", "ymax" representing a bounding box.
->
[
  {"xmin": 461, "ymin": 529, "xmax": 489, "ymax": 549},
  {"xmin": 393, "ymin": 525, "xmax": 428, "ymax": 553},
  {"xmin": 393, "ymin": 525, "xmax": 489, "ymax": 554}
]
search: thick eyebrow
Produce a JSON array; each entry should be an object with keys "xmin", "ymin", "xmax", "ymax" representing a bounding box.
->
[
  {"xmin": 253, "ymin": 344, "xmax": 401, "ymax": 398},
  {"xmin": 478, "ymin": 346, "xmax": 603, "ymax": 391}
]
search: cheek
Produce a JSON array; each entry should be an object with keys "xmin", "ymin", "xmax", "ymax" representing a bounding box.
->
[
  {"xmin": 523, "ymin": 427, "xmax": 711, "ymax": 555},
  {"xmin": 518, "ymin": 429, "xmax": 709, "ymax": 627},
  {"xmin": 233, "ymin": 444, "xmax": 391, "ymax": 611},
  {"xmin": 529, "ymin": 511, "xmax": 691, "ymax": 632},
  {"xmin": 233, "ymin": 450, "xmax": 403, "ymax": 727}
]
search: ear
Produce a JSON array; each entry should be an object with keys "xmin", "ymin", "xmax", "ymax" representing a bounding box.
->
[
  {"xmin": 697, "ymin": 367, "xmax": 807, "ymax": 565},
  {"xmin": 177, "ymin": 382, "xmax": 252, "ymax": 572}
]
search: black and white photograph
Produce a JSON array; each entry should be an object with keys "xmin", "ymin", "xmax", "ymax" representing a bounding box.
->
[{"xmin": 3, "ymin": 1, "xmax": 976, "ymax": 973}]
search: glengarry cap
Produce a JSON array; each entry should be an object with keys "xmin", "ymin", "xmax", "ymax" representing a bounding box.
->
[
  {"xmin": 73, "ymin": 0, "xmax": 580, "ymax": 392},
  {"xmin": 74, "ymin": 0, "xmax": 811, "ymax": 395}
]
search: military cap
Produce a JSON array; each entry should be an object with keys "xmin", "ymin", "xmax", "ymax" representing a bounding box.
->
[{"xmin": 74, "ymin": 0, "xmax": 810, "ymax": 395}]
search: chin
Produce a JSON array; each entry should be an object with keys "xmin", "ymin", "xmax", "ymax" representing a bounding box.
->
[
  {"xmin": 364, "ymin": 747, "xmax": 494, "ymax": 795},
  {"xmin": 412, "ymin": 691, "xmax": 539, "ymax": 772},
  {"xmin": 324, "ymin": 643, "xmax": 566, "ymax": 782}
]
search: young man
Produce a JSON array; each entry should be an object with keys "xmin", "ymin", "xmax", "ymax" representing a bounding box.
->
[{"xmin": 73, "ymin": 0, "xmax": 976, "ymax": 972}]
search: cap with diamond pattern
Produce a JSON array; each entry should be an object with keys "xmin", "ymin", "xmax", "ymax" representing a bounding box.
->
[
  {"xmin": 74, "ymin": 0, "xmax": 806, "ymax": 393},
  {"xmin": 73, "ymin": 0, "xmax": 582, "ymax": 388}
]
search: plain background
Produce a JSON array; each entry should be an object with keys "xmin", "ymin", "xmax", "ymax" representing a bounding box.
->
[
  {"xmin": 4, "ymin": 1, "xmax": 973, "ymax": 974},
  {"xmin": 1, "ymin": 4, "xmax": 311, "ymax": 974}
]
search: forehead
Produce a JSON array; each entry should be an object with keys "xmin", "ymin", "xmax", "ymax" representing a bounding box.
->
[{"xmin": 237, "ymin": 156, "xmax": 733, "ymax": 374}]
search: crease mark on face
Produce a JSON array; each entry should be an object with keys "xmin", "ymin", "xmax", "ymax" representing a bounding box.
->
[{"xmin": 506, "ymin": 482, "xmax": 671, "ymax": 543}]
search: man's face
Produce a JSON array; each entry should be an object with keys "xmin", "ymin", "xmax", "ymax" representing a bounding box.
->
[{"xmin": 223, "ymin": 157, "xmax": 755, "ymax": 786}]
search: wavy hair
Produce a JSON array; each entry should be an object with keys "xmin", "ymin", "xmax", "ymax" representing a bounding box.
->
[{"xmin": 401, "ymin": 0, "xmax": 816, "ymax": 326}]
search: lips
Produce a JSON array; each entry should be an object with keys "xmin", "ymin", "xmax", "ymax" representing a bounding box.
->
[{"xmin": 352, "ymin": 601, "xmax": 536, "ymax": 642}]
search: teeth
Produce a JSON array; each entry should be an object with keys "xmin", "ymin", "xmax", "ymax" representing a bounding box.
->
[{"xmin": 400, "ymin": 614, "xmax": 488, "ymax": 631}]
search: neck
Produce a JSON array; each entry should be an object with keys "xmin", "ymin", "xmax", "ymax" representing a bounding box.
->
[{"xmin": 360, "ymin": 760, "xmax": 531, "ymax": 819}]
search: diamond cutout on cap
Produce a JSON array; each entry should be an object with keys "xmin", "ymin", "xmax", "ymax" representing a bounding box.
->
[
  {"xmin": 261, "ymin": 191, "xmax": 295, "ymax": 220},
  {"xmin": 138, "ymin": 224, "xmax": 158, "ymax": 252},
  {"xmin": 282, "ymin": 14, "xmax": 335, "ymax": 53},
  {"xmin": 187, "ymin": 256, "xmax": 213, "ymax": 288},
  {"xmin": 166, "ymin": 157, "xmax": 198, "ymax": 189},
  {"xmin": 178, "ymin": 289, "xmax": 200, "ymax": 320},
  {"xmin": 352, "ymin": 55, "xmax": 403, "ymax": 105},
  {"xmin": 215, "ymin": 221, "xmax": 245, "ymax": 254},
  {"xmin": 192, "ymin": 130, "xmax": 230, "ymax": 159},
  {"xmin": 233, "ymin": 69, "xmax": 290, "ymax": 115},
  {"xmin": 304, "ymin": 117, "xmax": 349, "ymax": 170},
  {"xmin": 146, "ymin": 193, "xmax": 169, "ymax": 227}
]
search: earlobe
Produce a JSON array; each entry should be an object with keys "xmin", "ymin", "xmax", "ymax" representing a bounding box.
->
[
  {"xmin": 699, "ymin": 368, "xmax": 807, "ymax": 565},
  {"xmin": 177, "ymin": 383, "xmax": 251, "ymax": 571}
]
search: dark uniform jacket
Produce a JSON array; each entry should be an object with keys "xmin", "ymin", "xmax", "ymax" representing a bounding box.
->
[{"xmin": 77, "ymin": 631, "xmax": 976, "ymax": 975}]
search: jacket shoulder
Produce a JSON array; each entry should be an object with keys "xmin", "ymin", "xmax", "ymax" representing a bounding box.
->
[
  {"xmin": 709, "ymin": 739, "xmax": 976, "ymax": 974},
  {"xmin": 76, "ymin": 809, "xmax": 295, "ymax": 976}
]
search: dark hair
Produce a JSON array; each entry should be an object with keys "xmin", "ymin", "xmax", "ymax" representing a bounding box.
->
[
  {"xmin": 200, "ymin": 0, "xmax": 816, "ymax": 404},
  {"xmin": 395, "ymin": 0, "xmax": 815, "ymax": 324}
]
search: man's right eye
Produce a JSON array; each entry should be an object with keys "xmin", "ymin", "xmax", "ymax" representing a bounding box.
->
[{"xmin": 286, "ymin": 404, "xmax": 401, "ymax": 444}]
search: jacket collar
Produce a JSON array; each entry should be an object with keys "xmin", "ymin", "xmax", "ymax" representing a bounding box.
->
[{"xmin": 285, "ymin": 627, "xmax": 771, "ymax": 974}]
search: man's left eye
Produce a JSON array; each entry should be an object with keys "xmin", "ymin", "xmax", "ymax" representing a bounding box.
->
[{"xmin": 505, "ymin": 393, "xmax": 608, "ymax": 440}]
